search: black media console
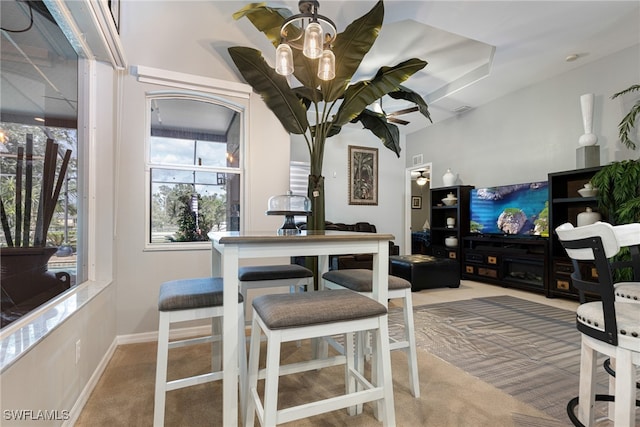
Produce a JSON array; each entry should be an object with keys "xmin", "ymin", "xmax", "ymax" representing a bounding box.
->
[{"xmin": 462, "ymin": 235, "xmax": 549, "ymax": 295}]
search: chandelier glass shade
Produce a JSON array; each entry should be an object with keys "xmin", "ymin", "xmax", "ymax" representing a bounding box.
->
[
  {"xmin": 275, "ymin": 1, "xmax": 337, "ymax": 81},
  {"xmin": 317, "ymin": 49, "xmax": 336, "ymax": 80},
  {"xmin": 275, "ymin": 43, "xmax": 294, "ymax": 75}
]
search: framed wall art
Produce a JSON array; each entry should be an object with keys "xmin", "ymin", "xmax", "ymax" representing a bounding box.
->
[
  {"xmin": 411, "ymin": 196, "xmax": 422, "ymax": 209},
  {"xmin": 348, "ymin": 145, "xmax": 378, "ymax": 205}
]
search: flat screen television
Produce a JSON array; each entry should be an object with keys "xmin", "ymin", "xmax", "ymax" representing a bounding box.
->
[{"xmin": 470, "ymin": 181, "xmax": 549, "ymax": 237}]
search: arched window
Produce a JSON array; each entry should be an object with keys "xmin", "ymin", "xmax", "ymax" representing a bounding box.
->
[{"xmin": 146, "ymin": 95, "xmax": 243, "ymax": 247}]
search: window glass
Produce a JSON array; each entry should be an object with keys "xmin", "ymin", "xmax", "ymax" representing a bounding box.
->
[
  {"xmin": 148, "ymin": 97, "xmax": 241, "ymax": 245},
  {"xmin": 0, "ymin": 0, "xmax": 80, "ymax": 327}
]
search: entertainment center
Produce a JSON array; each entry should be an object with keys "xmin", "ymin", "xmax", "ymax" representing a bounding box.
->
[
  {"xmin": 463, "ymin": 235, "xmax": 549, "ymax": 295},
  {"xmin": 429, "ymin": 167, "xmax": 603, "ymax": 300}
]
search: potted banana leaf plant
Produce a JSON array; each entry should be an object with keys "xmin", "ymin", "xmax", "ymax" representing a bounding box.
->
[{"xmin": 228, "ymin": 0, "xmax": 430, "ymax": 230}]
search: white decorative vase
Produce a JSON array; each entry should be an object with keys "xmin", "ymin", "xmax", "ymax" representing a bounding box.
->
[
  {"xmin": 578, "ymin": 93, "xmax": 598, "ymax": 146},
  {"xmin": 442, "ymin": 169, "xmax": 457, "ymax": 186},
  {"xmin": 445, "ymin": 236, "xmax": 458, "ymax": 248},
  {"xmin": 577, "ymin": 207, "xmax": 601, "ymax": 227}
]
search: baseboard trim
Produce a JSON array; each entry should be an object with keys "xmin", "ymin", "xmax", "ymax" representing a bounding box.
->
[
  {"xmin": 63, "ymin": 324, "xmax": 213, "ymax": 425},
  {"xmin": 117, "ymin": 325, "xmax": 212, "ymax": 345},
  {"xmin": 63, "ymin": 337, "xmax": 118, "ymax": 426}
]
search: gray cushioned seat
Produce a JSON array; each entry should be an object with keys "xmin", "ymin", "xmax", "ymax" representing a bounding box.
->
[
  {"xmin": 158, "ymin": 277, "xmax": 243, "ymax": 311},
  {"xmin": 252, "ymin": 289, "xmax": 387, "ymax": 330},
  {"xmin": 322, "ymin": 269, "xmax": 411, "ymax": 292},
  {"xmin": 238, "ymin": 264, "xmax": 313, "ymax": 281}
]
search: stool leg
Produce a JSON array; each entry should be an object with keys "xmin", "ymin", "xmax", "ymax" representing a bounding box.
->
[
  {"xmin": 154, "ymin": 312, "xmax": 170, "ymax": 427},
  {"xmin": 244, "ymin": 314, "xmax": 262, "ymax": 427},
  {"xmin": 608, "ymin": 357, "xmax": 616, "ymax": 421},
  {"xmin": 613, "ymin": 348, "xmax": 634, "ymax": 427},
  {"xmin": 238, "ymin": 302, "xmax": 248, "ymax": 425},
  {"xmin": 263, "ymin": 329, "xmax": 282, "ymax": 427},
  {"xmin": 375, "ymin": 316, "xmax": 396, "ymax": 426},
  {"xmin": 344, "ymin": 331, "xmax": 361, "ymax": 416},
  {"xmin": 402, "ymin": 289, "xmax": 420, "ymax": 398},
  {"xmin": 578, "ymin": 338, "xmax": 597, "ymax": 426}
]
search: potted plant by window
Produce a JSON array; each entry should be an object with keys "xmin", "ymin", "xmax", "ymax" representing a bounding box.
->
[{"xmin": 1, "ymin": 134, "xmax": 72, "ymax": 323}]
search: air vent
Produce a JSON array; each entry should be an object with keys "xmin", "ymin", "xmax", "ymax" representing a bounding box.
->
[{"xmin": 453, "ymin": 105, "xmax": 472, "ymax": 113}]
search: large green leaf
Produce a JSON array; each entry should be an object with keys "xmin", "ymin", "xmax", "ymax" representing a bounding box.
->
[
  {"xmin": 232, "ymin": 3, "xmax": 292, "ymax": 48},
  {"xmin": 228, "ymin": 47, "xmax": 309, "ymax": 135},
  {"xmin": 333, "ymin": 58, "xmax": 427, "ymax": 127},
  {"xmin": 351, "ymin": 109, "xmax": 401, "ymax": 157},
  {"xmin": 320, "ymin": 1, "xmax": 384, "ymax": 103},
  {"xmin": 388, "ymin": 85, "xmax": 431, "ymax": 123},
  {"xmin": 291, "ymin": 51, "xmax": 321, "ymax": 93},
  {"xmin": 292, "ymin": 87, "xmax": 322, "ymax": 110}
]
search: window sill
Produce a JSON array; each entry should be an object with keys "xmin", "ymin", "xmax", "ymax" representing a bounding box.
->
[{"xmin": 0, "ymin": 280, "xmax": 112, "ymax": 373}]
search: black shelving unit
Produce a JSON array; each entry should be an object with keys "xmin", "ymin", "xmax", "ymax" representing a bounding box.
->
[
  {"xmin": 429, "ymin": 185, "xmax": 474, "ymax": 269},
  {"xmin": 462, "ymin": 235, "xmax": 549, "ymax": 295},
  {"xmin": 548, "ymin": 166, "xmax": 603, "ymax": 299}
]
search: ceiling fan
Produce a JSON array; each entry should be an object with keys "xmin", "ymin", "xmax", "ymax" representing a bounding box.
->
[
  {"xmin": 385, "ymin": 106, "xmax": 419, "ymax": 126},
  {"xmin": 371, "ymin": 99, "xmax": 419, "ymax": 126},
  {"xmin": 411, "ymin": 170, "xmax": 430, "ymax": 186}
]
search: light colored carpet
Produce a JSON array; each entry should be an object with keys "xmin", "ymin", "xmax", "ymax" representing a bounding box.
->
[
  {"xmin": 81, "ymin": 295, "xmax": 637, "ymax": 426},
  {"xmin": 75, "ymin": 337, "xmax": 561, "ymax": 426}
]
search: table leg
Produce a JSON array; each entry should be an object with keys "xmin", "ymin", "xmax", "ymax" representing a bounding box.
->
[
  {"xmin": 371, "ymin": 240, "xmax": 389, "ymax": 305},
  {"xmin": 222, "ymin": 245, "xmax": 240, "ymax": 427}
]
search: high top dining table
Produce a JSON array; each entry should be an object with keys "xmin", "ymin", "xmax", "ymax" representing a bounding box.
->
[{"xmin": 208, "ymin": 229, "xmax": 394, "ymax": 426}]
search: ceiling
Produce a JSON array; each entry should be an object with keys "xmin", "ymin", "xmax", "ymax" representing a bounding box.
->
[
  {"xmin": 215, "ymin": 0, "xmax": 639, "ymax": 134},
  {"xmin": 1, "ymin": 1, "xmax": 638, "ymax": 137}
]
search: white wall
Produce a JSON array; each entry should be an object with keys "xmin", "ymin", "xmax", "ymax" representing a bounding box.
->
[
  {"xmin": 406, "ymin": 45, "xmax": 640, "ymax": 188},
  {"xmin": 114, "ymin": 0, "xmax": 290, "ymax": 335},
  {"xmin": 291, "ymin": 126, "xmax": 407, "ymax": 250},
  {"xmin": 1, "ymin": 61, "xmax": 118, "ymax": 425}
]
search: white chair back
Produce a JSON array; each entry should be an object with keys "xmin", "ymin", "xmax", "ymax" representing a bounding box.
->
[{"xmin": 555, "ymin": 222, "xmax": 620, "ymax": 260}]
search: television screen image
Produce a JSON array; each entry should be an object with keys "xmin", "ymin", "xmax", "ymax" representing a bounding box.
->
[{"xmin": 470, "ymin": 182, "xmax": 549, "ymax": 237}]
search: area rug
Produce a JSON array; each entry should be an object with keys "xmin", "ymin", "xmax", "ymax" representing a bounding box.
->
[{"xmin": 388, "ymin": 295, "xmax": 611, "ymax": 424}]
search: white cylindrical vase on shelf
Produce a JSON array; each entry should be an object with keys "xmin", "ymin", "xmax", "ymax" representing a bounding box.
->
[
  {"xmin": 578, "ymin": 93, "xmax": 598, "ymax": 146},
  {"xmin": 442, "ymin": 169, "xmax": 457, "ymax": 186}
]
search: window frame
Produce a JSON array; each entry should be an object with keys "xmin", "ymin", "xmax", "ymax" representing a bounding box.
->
[
  {"xmin": 144, "ymin": 91, "xmax": 245, "ymax": 250},
  {"xmin": 137, "ymin": 76, "xmax": 252, "ymax": 251}
]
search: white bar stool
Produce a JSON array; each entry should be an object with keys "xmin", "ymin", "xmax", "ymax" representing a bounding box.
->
[
  {"xmin": 244, "ymin": 289, "xmax": 396, "ymax": 427},
  {"xmin": 154, "ymin": 277, "xmax": 246, "ymax": 427},
  {"xmin": 322, "ymin": 269, "xmax": 420, "ymax": 398},
  {"xmin": 556, "ymin": 222, "xmax": 640, "ymax": 427},
  {"xmin": 239, "ymin": 264, "xmax": 314, "ymax": 326}
]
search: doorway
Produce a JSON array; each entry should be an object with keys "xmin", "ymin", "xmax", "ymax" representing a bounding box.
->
[{"xmin": 404, "ymin": 162, "xmax": 431, "ymax": 254}]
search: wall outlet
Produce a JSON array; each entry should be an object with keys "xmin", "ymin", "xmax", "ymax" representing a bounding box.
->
[{"xmin": 75, "ymin": 339, "xmax": 81, "ymax": 365}]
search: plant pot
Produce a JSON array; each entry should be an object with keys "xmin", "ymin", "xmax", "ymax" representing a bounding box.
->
[{"xmin": 1, "ymin": 247, "xmax": 70, "ymax": 306}]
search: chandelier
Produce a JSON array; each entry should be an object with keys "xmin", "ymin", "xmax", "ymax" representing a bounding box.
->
[{"xmin": 275, "ymin": 1, "xmax": 337, "ymax": 80}]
